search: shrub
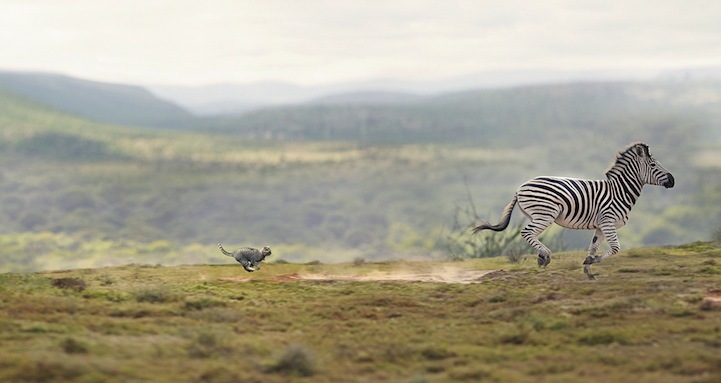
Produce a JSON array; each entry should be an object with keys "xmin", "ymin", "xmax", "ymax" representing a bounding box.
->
[
  {"xmin": 353, "ymin": 257, "xmax": 366, "ymax": 266},
  {"xmin": 445, "ymin": 193, "xmax": 525, "ymax": 260},
  {"xmin": 187, "ymin": 333, "xmax": 223, "ymax": 359},
  {"xmin": 577, "ymin": 331, "xmax": 628, "ymax": 346},
  {"xmin": 60, "ymin": 337, "xmax": 88, "ymax": 354},
  {"xmin": 51, "ymin": 278, "xmax": 86, "ymax": 292},
  {"xmin": 420, "ymin": 346, "xmax": 456, "ymax": 360},
  {"xmin": 184, "ymin": 298, "xmax": 227, "ymax": 311},
  {"xmin": 267, "ymin": 345, "xmax": 315, "ymax": 376},
  {"xmin": 133, "ymin": 286, "xmax": 178, "ymax": 303}
]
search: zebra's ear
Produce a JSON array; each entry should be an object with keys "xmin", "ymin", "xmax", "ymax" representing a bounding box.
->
[{"xmin": 634, "ymin": 143, "xmax": 650, "ymax": 158}]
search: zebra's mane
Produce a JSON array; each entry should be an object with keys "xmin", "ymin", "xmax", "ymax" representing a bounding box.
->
[{"xmin": 604, "ymin": 142, "xmax": 650, "ymax": 177}]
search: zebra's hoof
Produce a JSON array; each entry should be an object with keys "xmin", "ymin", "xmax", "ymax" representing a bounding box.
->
[
  {"xmin": 583, "ymin": 264, "xmax": 596, "ymax": 280},
  {"xmin": 583, "ymin": 256, "xmax": 595, "ymax": 265},
  {"xmin": 537, "ymin": 254, "xmax": 551, "ymax": 267}
]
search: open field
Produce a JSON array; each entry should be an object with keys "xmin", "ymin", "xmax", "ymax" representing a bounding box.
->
[
  {"xmin": 1, "ymin": 243, "xmax": 721, "ymax": 382},
  {"xmin": 3, "ymin": 84, "xmax": 721, "ymax": 272}
]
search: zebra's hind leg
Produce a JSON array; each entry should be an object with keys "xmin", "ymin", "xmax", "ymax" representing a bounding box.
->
[
  {"xmin": 583, "ymin": 224, "xmax": 620, "ymax": 280},
  {"xmin": 521, "ymin": 214, "xmax": 555, "ymax": 267}
]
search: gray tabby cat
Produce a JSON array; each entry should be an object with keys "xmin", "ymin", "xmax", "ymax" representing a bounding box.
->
[{"xmin": 218, "ymin": 244, "xmax": 272, "ymax": 272}]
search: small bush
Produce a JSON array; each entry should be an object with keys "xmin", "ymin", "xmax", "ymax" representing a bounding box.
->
[
  {"xmin": 267, "ymin": 345, "xmax": 316, "ymax": 377},
  {"xmin": 60, "ymin": 337, "xmax": 88, "ymax": 354},
  {"xmin": 497, "ymin": 328, "xmax": 531, "ymax": 345},
  {"xmin": 504, "ymin": 247, "xmax": 527, "ymax": 264},
  {"xmin": 577, "ymin": 331, "xmax": 628, "ymax": 346},
  {"xmin": 98, "ymin": 274, "xmax": 115, "ymax": 286},
  {"xmin": 420, "ymin": 346, "xmax": 456, "ymax": 360},
  {"xmin": 353, "ymin": 257, "xmax": 366, "ymax": 266},
  {"xmin": 187, "ymin": 333, "xmax": 231, "ymax": 359},
  {"xmin": 184, "ymin": 298, "xmax": 227, "ymax": 311},
  {"xmin": 133, "ymin": 286, "xmax": 178, "ymax": 303},
  {"xmin": 51, "ymin": 278, "xmax": 86, "ymax": 292}
]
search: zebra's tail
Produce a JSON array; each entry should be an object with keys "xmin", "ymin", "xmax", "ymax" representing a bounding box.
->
[
  {"xmin": 471, "ymin": 194, "xmax": 518, "ymax": 234},
  {"xmin": 218, "ymin": 243, "xmax": 233, "ymax": 256}
]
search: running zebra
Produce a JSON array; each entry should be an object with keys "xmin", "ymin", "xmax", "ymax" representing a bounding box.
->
[{"xmin": 472, "ymin": 142, "xmax": 675, "ymax": 279}]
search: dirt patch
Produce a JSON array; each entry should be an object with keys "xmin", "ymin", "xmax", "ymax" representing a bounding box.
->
[{"xmin": 220, "ymin": 270, "xmax": 499, "ymax": 284}]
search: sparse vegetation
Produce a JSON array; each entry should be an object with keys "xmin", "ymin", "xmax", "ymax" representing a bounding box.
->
[
  {"xmin": 1, "ymin": 82, "xmax": 721, "ymax": 273},
  {"xmin": 1, "ymin": 244, "xmax": 721, "ymax": 382},
  {"xmin": 2, "ymin": 71, "xmax": 721, "ymax": 383}
]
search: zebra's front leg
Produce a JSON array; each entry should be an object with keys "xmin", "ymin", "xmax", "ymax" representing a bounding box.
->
[
  {"xmin": 583, "ymin": 229, "xmax": 604, "ymax": 280},
  {"xmin": 583, "ymin": 224, "xmax": 619, "ymax": 279}
]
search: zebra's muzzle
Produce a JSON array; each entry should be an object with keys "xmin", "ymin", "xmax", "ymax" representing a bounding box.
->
[{"xmin": 663, "ymin": 174, "xmax": 675, "ymax": 189}]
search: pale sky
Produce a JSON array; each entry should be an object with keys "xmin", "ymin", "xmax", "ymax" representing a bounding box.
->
[{"xmin": 1, "ymin": 0, "xmax": 721, "ymax": 86}]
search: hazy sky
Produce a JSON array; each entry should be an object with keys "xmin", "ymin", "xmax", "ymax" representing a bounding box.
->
[{"xmin": 2, "ymin": 0, "xmax": 720, "ymax": 86}]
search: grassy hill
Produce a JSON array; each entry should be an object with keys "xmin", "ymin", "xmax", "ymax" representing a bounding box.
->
[
  {"xmin": 200, "ymin": 81, "xmax": 721, "ymax": 145},
  {"xmin": 1, "ymin": 78, "xmax": 721, "ymax": 273},
  {"xmin": 0, "ymin": 71, "xmax": 193, "ymax": 128},
  {"xmin": 1, "ymin": 243, "xmax": 720, "ymax": 382}
]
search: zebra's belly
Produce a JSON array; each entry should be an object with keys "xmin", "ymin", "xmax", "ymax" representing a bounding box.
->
[
  {"xmin": 554, "ymin": 214, "xmax": 628, "ymax": 230},
  {"xmin": 554, "ymin": 215, "xmax": 597, "ymax": 230}
]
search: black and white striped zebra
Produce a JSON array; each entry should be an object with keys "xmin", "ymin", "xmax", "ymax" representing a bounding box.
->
[{"xmin": 472, "ymin": 142, "xmax": 675, "ymax": 279}]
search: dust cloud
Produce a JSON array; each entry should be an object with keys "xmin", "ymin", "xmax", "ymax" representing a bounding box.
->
[{"xmin": 220, "ymin": 266, "xmax": 499, "ymax": 284}]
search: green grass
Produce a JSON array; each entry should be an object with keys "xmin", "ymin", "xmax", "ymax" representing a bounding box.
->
[{"xmin": 1, "ymin": 244, "xmax": 721, "ymax": 382}]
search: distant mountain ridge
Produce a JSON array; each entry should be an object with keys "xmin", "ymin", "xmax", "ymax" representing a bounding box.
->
[
  {"xmin": 3, "ymin": 68, "xmax": 721, "ymax": 143},
  {"xmin": 0, "ymin": 71, "xmax": 193, "ymax": 128},
  {"xmin": 149, "ymin": 68, "xmax": 667, "ymax": 115},
  {"xmin": 197, "ymin": 80, "xmax": 721, "ymax": 145}
]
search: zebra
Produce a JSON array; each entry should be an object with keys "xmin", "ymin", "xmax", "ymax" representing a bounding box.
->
[
  {"xmin": 218, "ymin": 244, "xmax": 272, "ymax": 272},
  {"xmin": 471, "ymin": 142, "xmax": 674, "ymax": 279}
]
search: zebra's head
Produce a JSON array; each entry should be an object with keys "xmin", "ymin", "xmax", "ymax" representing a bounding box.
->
[{"xmin": 628, "ymin": 143, "xmax": 675, "ymax": 189}]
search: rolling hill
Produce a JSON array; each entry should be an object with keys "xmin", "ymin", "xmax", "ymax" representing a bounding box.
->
[
  {"xmin": 199, "ymin": 80, "xmax": 721, "ymax": 145},
  {"xmin": 0, "ymin": 71, "xmax": 194, "ymax": 128},
  {"xmin": 1, "ymin": 72, "xmax": 720, "ymax": 274}
]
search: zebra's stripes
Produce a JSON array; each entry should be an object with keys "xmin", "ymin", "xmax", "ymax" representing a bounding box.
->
[{"xmin": 472, "ymin": 142, "xmax": 674, "ymax": 279}]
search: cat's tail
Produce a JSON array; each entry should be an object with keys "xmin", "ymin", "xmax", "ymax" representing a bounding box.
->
[{"xmin": 218, "ymin": 243, "xmax": 234, "ymax": 256}]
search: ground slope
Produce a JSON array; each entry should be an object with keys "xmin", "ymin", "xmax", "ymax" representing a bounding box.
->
[{"xmin": 1, "ymin": 244, "xmax": 720, "ymax": 382}]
